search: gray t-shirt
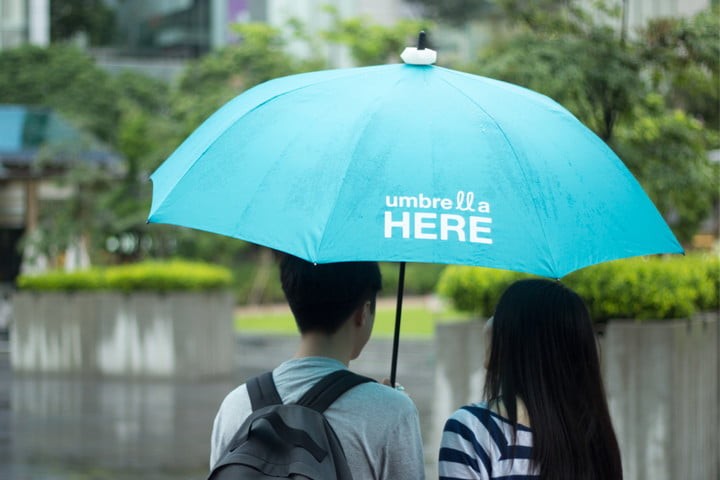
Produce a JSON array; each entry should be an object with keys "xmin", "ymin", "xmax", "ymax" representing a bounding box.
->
[{"xmin": 210, "ymin": 356, "xmax": 425, "ymax": 479}]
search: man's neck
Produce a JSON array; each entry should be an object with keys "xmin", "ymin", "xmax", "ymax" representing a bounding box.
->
[{"xmin": 295, "ymin": 330, "xmax": 352, "ymax": 366}]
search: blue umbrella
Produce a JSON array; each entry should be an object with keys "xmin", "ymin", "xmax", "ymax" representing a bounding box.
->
[{"xmin": 148, "ymin": 35, "xmax": 682, "ymax": 384}]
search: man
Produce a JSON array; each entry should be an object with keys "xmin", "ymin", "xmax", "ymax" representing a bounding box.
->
[{"xmin": 210, "ymin": 254, "xmax": 425, "ymax": 479}]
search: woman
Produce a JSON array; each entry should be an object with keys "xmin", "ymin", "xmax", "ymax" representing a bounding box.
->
[{"xmin": 438, "ymin": 279, "xmax": 622, "ymax": 479}]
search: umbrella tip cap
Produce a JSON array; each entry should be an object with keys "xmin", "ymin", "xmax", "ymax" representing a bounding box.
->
[
  {"xmin": 417, "ymin": 31, "xmax": 427, "ymax": 50},
  {"xmin": 401, "ymin": 32, "xmax": 436, "ymax": 65}
]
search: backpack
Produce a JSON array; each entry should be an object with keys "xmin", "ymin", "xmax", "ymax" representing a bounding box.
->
[{"xmin": 208, "ymin": 369, "xmax": 375, "ymax": 480}]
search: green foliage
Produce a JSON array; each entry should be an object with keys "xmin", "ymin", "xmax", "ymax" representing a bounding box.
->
[
  {"xmin": 380, "ymin": 263, "xmax": 448, "ymax": 296},
  {"xmin": 104, "ymin": 261, "xmax": 233, "ymax": 292},
  {"xmin": 17, "ymin": 261, "xmax": 232, "ymax": 292},
  {"xmin": 230, "ymin": 258, "xmax": 285, "ymax": 305},
  {"xmin": 613, "ymin": 94, "xmax": 717, "ymax": 243},
  {"xmin": 0, "ymin": 45, "xmax": 120, "ymax": 142},
  {"xmin": 439, "ymin": 254, "xmax": 719, "ymax": 321},
  {"xmin": 475, "ymin": 25, "xmax": 641, "ymax": 142},
  {"xmin": 437, "ymin": 266, "xmax": 531, "ymax": 316},
  {"xmin": 174, "ymin": 23, "xmax": 325, "ymax": 137},
  {"xmin": 471, "ymin": 3, "xmax": 718, "ymax": 244},
  {"xmin": 29, "ymin": 162, "xmax": 117, "ymax": 259},
  {"xmin": 641, "ymin": 7, "xmax": 720, "ymax": 134},
  {"xmin": 323, "ymin": 7, "xmax": 429, "ymax": 66},
  {"xmin": 0, "ymin": 46, "xmax": 175, "ymax": 264},
  {"xmin": 98, "ymin": 71, "xmax": 178, "ymax": 262},
  {"xmin": 565, "ymin": 254, "xmax": 719, "ymax": 320},
  {"xmin": 5, "ymin": 8, "xmax": 716, "ymax": 293},
  {"xmin": 493, "ymin": 0, "xmax": 592, "ymax": 33},
  {"xmin": 50, "ymin": 0, "xmax": 116, "ymax": 46},
  {"xmin": 16, "ymin": 269, "xmax": 106, "ymax": 291}
]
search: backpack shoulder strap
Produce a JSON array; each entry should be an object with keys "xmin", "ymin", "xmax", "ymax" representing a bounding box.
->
[
  {"xmin": 296, "ymin": 369, "xmax": 375, "ymax": 413},
  {"xmin": 246, "ymin": 371, "xmax": 283, "ymax": 411}
]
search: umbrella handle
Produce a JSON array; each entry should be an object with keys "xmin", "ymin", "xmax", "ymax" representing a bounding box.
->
[{"xmin": 390, "ymin": 262, "xmax": 406, "ymax": 387}]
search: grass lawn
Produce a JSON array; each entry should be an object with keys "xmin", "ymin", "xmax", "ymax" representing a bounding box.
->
[{"xmin": 235, "ymin": 304, "xmax": 473, "ymax": 338}]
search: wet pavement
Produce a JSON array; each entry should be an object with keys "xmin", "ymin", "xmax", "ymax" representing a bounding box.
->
[{"xmin": 0, "ymin": 334, "xmax": 437, "ymax": 479}]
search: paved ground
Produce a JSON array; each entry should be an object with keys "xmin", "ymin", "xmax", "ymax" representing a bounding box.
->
[{"xmin": 0, "ymin": 333, "xmax": 438, "ymax": 479}]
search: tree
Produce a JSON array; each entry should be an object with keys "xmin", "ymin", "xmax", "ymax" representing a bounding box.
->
[
  {"xmin": 493, "ymin": 0, "xmax": 594, "ymax": 32},
  {"xmin": 462, "ymin": 3, "xmax": 718, "ymax": 244},
  {"xmin": 157, "ymin": 23, "xmax": 329, "ymax": 297},
  {"xmin": 632, "ymin": 7, "xmax": 720, "ymax": 242},
  {"xmin": 0, "ymin": 46, "xmax": 120, "ymax": 262},
  {"xmin": 0, "ymin": 46, "xmax": 178, "ymax": 264},
  {"xmin": 613, "ymin": 94, "xmax": 717, "ymax": 243},
  {"xmin": 97, "ymin": 70, "xmax": 179, "ymax": 262},
  {"xmin": 640, "ymin": 7, "xmax": 720, "ymax": 135},
  {"xmin": 173, "ymin": 23, "xmax": 325, "ymax": 138},
  {"xmin": 322, "ymin": 7, "xmax": 429, "ymax": 66},
  {"xmin": 0, "ymin": 45, "xmax": 120, "ymax": 142},
  {"xmin": 474, "ymin": 27, "xmax": 640, "ymax": 142}
]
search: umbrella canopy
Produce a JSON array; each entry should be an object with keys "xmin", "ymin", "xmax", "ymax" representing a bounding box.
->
[
  {"xmin": 148, "ymin": 59, "xmax": 681, "ymax": 279},
  {"xmin": 148, "ymin": 40, "xmax": 682, "ymax": 384}
]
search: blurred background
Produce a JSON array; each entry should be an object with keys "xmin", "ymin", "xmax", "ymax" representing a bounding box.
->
[
  {"xmin": 0, "ymin": 1, "xmax": 718, "ymax": 479},
  {"xmin": 0, "ymin": 0, "xmax": 717, "ymax": 306}
]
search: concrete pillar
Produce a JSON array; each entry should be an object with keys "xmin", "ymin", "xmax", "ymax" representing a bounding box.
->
[
  {"xmin": 603, "ymin": 316, "xmax": 718, "ymax": 480},
  {"xmin": 11, "ymin": 291, "xmax": 235, "ymax": 378}
]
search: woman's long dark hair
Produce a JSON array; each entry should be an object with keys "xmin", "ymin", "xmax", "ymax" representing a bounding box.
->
[{"xmin": 484, "ymin": 279, "xmax": 622, "ymax": 479}]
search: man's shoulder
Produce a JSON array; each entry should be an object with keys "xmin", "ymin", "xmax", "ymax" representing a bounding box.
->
[
  {"xmin": 215, "ymin": 382, "xmax": 252, "ymax": 420},
  {"xmin": 335, "ymin": 379, "xmax": 418, "ymax": 415},
  {"xmin": 217, "ymin": 366, "xmax": 417, "ymax": 419}
]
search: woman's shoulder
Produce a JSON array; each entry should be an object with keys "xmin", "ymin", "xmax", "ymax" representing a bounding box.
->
[
  {"xmin": 447, "ymin": 401, "xmax": 532, "ymax": 432},
  {"xmin": 448, "ymin": 401, "xmax": 493, "ymax": 421}
]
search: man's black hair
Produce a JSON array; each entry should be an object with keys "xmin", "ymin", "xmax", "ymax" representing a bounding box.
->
[{"xmin": 279, "ymin": 254, "xmax": 382, "ymax": 335}]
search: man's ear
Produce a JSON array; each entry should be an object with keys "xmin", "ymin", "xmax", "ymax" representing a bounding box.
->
[{"xmin": 355, "ymin": 301, "xmax": 371, "ymax": 327}]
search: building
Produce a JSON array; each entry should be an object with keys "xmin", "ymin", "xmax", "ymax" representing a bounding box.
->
[
  {"xmin": 0, "ymin": 0, "xmax": 49, "ymax": 50},
  {"xmin": 2, "ymin": 1, "xmax": 714, "ymax": 61},
  {"xmin": 614, "ymin": 0, "xmax": 712, "ymax": 36},
  {"xmin": 95, "ymin": 0, "xmax": 417, "ymax": 76}
]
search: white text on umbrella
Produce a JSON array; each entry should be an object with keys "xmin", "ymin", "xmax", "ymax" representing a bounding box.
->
[{"xmin": 384, "ymin": 212, "xmax": 492, "ymax": 244}]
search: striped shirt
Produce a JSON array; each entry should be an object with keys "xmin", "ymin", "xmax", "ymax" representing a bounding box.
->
[{"xmin": 438, "ymin": 402, "xmax": 539, "ymax": 479}]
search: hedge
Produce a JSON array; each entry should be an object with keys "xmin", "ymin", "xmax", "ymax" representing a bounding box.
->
[
  {"xmin": 17, "ymin": 260, "xmax": 233, "ymax": 292},
  {"xmin": 437, "ymin": 253, "xmax": 719, "ymax": 321}
]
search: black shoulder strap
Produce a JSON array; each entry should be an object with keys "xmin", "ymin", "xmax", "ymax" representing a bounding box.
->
[
  {"xmin": 296, "ymin": 370, "xmax": 375, "ymax": 413},
  {"xmin": 247, "ymin": 372, "xmax": 283, "ymax": 411}
]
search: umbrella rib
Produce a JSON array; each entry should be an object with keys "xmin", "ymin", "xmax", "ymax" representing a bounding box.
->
[
  {"xmin": 314, "ymin": 114, "xmax": 376, "ymax": 260},
  {"xmin": 436, "ymin": 73, "xmax": 560, "ymax": 276},
  {"xmin": 314, "ymin": 75, "xmax": 404, "ymax": 260},
  {"xmin": 153, "ymin": 66, "xmax": 391, "ymax": 214}
]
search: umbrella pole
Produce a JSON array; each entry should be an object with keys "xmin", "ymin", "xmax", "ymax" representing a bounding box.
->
[{"xmin": 390, "ymin": 261, "xmax": 406, "ymax": 387}]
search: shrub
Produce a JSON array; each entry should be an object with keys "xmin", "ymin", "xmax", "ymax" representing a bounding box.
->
[
  {"xmin": 17, "ymin": 269, "xmax": 106, "ymax": 291},
  {"xmin": 17, "ymin": 260, "xmax": 232, "ymax": 292},
  {"xmin": 686, "ymin": 253, "xmax": 720, "ymax": 311},
  {"xmin": 438, "ymin": 253, "xmax": 719, "ymax": 321},
  {"xmin": 105, "ymin": 261, "xmax": 232, "ymax": 292},
  {"xmin": 437, "ymin": 266, "xmax": 532, "ymax": 317}
]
